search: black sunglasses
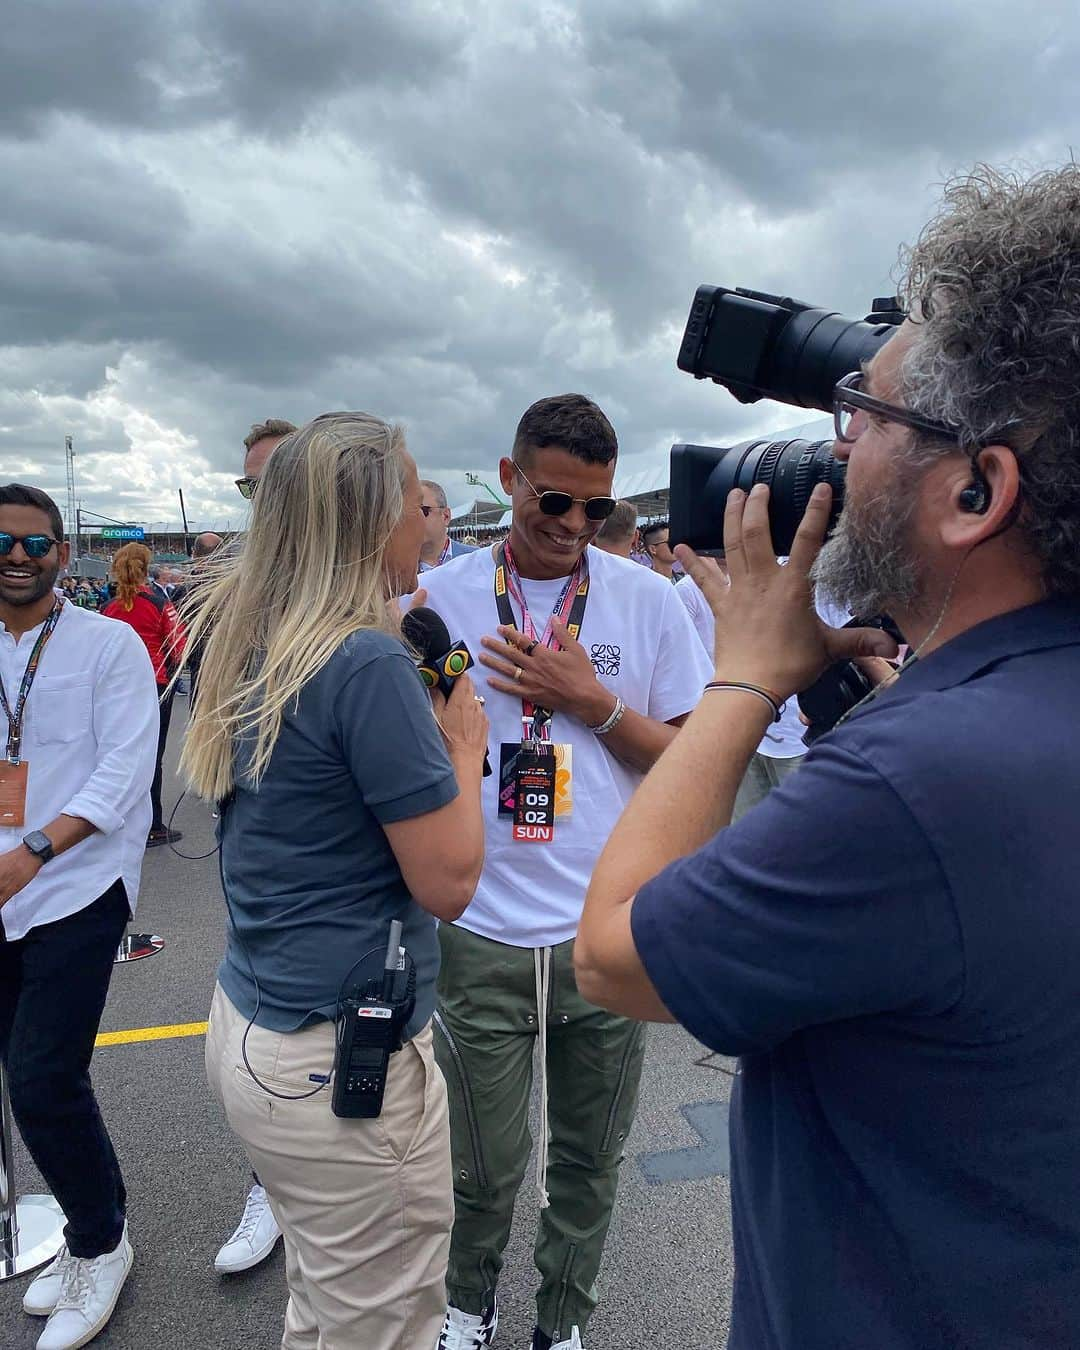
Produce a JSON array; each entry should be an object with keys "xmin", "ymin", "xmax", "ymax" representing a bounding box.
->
[
  {"xmin": 235, "ymin": 476, "xmax": 258, "ymax": 500},
  {"xmin": 514, "ymin": 464, "xmax": 617, "ymax": 521},
  {"xmin": 0, "ymin": 533, "xmax": 60, "ymax": 559}
]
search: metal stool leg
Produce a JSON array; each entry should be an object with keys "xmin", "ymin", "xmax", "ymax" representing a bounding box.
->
[{"xmin": 0, "ymin": 1060, "xmax": 64, "ymax": 1281}]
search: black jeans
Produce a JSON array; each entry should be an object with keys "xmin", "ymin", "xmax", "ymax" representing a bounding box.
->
[
  {"xmin": 150, "ymin": 685, "xmax": 175, "ymax": 832},
  {"xmin": 0, "ymin": 880, "xmax": 130, "ymax": 1258}
]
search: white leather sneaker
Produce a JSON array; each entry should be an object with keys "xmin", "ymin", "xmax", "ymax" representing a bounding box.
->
[
  {"xmin": 438, "ymin": 1295, "xmax": 499, "ymax": 1348},
  {"xmin": 35, "ymin": 1230, "xmax": 133, "ymax": 1350},
  {"xmin": 214, "ymin": 1184, "xmax": 282, "ymax": 1274},
  {"xmin": 22, "ymin": 1245, "xmax": 73, "ymax": 1317}
]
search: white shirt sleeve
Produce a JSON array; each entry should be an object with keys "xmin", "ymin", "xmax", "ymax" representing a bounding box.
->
[
  {"xmin": 675, "ymin": 576, "xmax": 716, "ymax": 657},
  {"xmin": 62, "ymin": 625, "xmax": 160, "ymax": 834},
  {"xmin": 646, "ymin": 584, "xmax": 715, "ymax": 723}
]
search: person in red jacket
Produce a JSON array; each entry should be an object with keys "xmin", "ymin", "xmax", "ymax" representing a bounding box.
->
[{"xmin": 103, "ymin": 543, "xmax": 186, "ymax": 846}]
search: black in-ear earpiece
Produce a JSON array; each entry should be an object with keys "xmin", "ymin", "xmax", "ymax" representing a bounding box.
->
[{"xmin": 959, "ymin": 473, "xmax": 991, "ymax": 514}]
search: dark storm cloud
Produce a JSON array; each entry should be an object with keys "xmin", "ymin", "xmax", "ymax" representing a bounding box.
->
[
  {"xmin": 1, "ymin": 1, "xmax": 466, "ymax": 135},
  {"xmin": 1, "ymin": 0, "xmax": 1075, "ymax": 527},
  {"xmin": 583, "ymin": 2, "xmax": 1079, "ymax": 203}
]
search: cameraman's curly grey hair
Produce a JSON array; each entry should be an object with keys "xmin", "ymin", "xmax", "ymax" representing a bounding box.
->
[{"xmin": 898, "ymin": 163, "xmax": 1080, "ymax": 597}]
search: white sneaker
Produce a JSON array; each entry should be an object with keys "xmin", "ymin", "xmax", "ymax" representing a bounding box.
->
[
  {"xmin": 438, "ymin": 1295, "xmax": 499, "ymax": 1348},
  {"xmin": 35, "ymin": 1231, "xmax": 133, "ymax": 1350},
  {"xmin": 530, "ymin": 1330, "xmax": 583, "ymax": 1350},
  {"xmin": 214, "ymin": 1184, "xmax": 282, "ymax": 1274},
  {"xmin": 23, "ymin": 1245, "xmax": 73, "ymax": 1316}
]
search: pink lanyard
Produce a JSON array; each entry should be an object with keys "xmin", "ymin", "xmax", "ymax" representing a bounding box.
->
[{"xmin": 497, "ymin": 541, "xmax": 588, "ymax": 741}]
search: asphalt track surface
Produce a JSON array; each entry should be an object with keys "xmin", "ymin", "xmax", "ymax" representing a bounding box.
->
[{"xmin": 1, "ymin": 705, "xmax": 735, "ymax": 1349}]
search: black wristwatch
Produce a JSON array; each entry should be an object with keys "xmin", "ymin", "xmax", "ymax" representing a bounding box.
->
[{"xmin": 22, "ymin": 831, "xmax": 55, "ymax": 865}]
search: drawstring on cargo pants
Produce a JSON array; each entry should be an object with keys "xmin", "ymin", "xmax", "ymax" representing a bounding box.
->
[{"xmin": 533, "ymin": 946, "xmax": 552, "ymax": 1209}]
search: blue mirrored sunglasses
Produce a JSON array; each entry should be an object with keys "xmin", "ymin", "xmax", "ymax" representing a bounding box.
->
[{"xmin": 0, "ymin": 533, "xmax": 60, "ymax": 558}]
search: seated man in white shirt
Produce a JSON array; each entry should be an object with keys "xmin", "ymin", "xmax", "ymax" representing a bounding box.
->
[
  {"xmin": 421, "ymin": 395, "xmax": 712, "ymax": 1350},
  {"xmin": 0, "ymin": 484, "xmax": 159, "ymax": 1350}
]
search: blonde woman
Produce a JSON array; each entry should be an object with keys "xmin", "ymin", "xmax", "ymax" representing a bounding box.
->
[
  {"xmin": 102, "ymin": 541, "xmax": 186, "ymax": 845},
  {"xmin": 184, "ymin": 412, "xmax": 487, "ymax": 1350}
]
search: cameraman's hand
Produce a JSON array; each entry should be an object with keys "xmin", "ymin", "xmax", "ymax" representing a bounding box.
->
[
  {"xmin": 432, "ymin": 673, "xmax": 490, "ymax": 770},
  {"xmin": 675, "ymin": 482, "xmax": 897, "ymax": 701}
]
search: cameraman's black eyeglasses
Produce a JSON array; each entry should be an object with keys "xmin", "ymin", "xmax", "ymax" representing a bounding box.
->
[
  {"xmin": 0, "ymin": 533, "xmax": 60, "ymax": 559},
  {"xmin": 235, "ymin": 477, "xmax": 258, "ymax": 500},
  {"xmin": 833, "ymin": 371, "xmax": 962, "ymax": 445},
  {"xmin": 513, "ymin": 464, "xmax": 617, "ymax": 521}
]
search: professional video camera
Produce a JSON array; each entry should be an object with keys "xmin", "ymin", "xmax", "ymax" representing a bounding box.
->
[
  {"xmin": 669, "ymin": 285, "xmax": 907, "ymax": 737},
  {"xmin": 669, "ymin": 285, "xmax": 905, "ymax": 557}
]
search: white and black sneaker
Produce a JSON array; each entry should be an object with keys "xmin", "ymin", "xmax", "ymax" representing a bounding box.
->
[
  {"xmin": 532, "ymin": 1328, "xmax": 583, "ymax": 1350},
  {"xmin": 438, "ymin": 1296, "xmax": 499, "ymax": 1349}
]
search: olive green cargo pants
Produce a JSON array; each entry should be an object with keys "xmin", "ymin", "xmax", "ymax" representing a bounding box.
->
[{"xmin": 434, "ymin": 923, "xmax": 645, "ymax": 1342}]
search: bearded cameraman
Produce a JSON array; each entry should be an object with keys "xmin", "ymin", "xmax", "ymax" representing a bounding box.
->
[{"xmin": 576, "ymin": 165, "xmax": 1080, "ymax": 1350}]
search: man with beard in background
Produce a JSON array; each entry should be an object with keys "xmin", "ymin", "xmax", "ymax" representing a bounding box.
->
[{"xmin": 576, "ymin": 165, "xmax": 1080, "ymax": 1349}]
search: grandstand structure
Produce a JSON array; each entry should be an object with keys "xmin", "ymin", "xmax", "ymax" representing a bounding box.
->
[{"xmin": 70, "ymin": 526, "xmax": 239, "ymax": 578}]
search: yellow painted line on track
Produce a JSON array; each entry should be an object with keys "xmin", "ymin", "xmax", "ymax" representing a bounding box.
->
[{"xmin": 95, "ymin": 1021, "xmax": 208, "ymax": 1047}]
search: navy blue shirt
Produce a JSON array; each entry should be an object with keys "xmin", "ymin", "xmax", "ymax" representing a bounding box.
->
[
  {"xmin": 219, "ymin": 630, "xmax": 458, "ymax": 1038},
  {"xmin": 633, "ymin": 599, "xmax": 1080, "ymax": 1350}
]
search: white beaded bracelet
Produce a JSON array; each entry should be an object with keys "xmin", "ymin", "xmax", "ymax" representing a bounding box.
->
[{"xmin": 590, "ymin": 696, "xmax": 626, "ymax": 736}]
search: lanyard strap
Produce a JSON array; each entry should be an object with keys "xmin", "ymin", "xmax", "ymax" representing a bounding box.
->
[
  {"xmin": 0, "ymin": 598, "xmax": 64, "ymax": 763},
  {"xmin": 494, "ymin": 542, "xmax": 591, "ymax": 740},
  {"xmin": 437, "ymin": 536, "xmax": 452, "ymax": 567}
]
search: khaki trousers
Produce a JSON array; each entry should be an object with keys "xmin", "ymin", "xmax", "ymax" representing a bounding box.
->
[{"xmin": 206, "ymin": 984, "xmax": 453, "ymax": 1350}]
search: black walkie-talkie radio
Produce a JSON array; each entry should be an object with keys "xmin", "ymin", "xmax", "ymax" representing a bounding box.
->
[{"xmin": 332, "ymin": 920, "xmax": 415, "ymax": 1119}]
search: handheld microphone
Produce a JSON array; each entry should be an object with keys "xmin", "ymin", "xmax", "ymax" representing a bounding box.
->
[{"xmin": 402, "ymin": 606, "xmax": 492, "ymax": 776}]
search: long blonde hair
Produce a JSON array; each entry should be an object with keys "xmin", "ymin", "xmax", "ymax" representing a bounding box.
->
[
  {"xmin": 180, "ymin": 411, "xmax": 409, "ymax": 801},
  {"xmin": 111, "ymin": 542, "xmax": 152, "ymax": 610}
]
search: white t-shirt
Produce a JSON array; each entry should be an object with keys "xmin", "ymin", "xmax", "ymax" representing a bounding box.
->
[
  {"xmin": 416, "ymin": 545, "xmax": 713, "ymax": 947},
  {"xmin": 676, "ymin": 572, "xmax": 838, "ymax": 759}
]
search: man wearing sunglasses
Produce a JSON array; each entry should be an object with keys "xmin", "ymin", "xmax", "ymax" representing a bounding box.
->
[
  {"xmin": 577, "ymin": 165, "xmax": 1080, "ymax": 1350},
  {"xmin": 419, "ymin": 479, "xmax": 475, "ymax": 571},
  {"xmin": 421, "ymin": 394, "xmax": 711, "ymax": 1350},
  {"xmin": 641, "ymin": 520, "xmax": 681, "ymax": 582},
  {"xmin": 0, "ymin": 484, "xmax": 159, "ymax": 1349},
  {"xmin": 234, "ymin": 417, "xmax": 297, "ymax": 501}
]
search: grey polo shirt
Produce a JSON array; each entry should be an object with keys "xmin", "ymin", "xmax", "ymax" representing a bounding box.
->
[{"xmin": 218, "ymin": 629, "xmax": 458, "ymax": 1039}]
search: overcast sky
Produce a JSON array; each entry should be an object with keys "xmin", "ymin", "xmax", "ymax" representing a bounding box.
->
[{"xmin": 3, "ymin": 0, "xmax": 1076, "ymax": 535}]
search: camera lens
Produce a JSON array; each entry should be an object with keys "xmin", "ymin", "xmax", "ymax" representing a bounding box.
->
[{"xmin": 670, "ymin": 437, "xmax": 844, "ymax": 557}]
